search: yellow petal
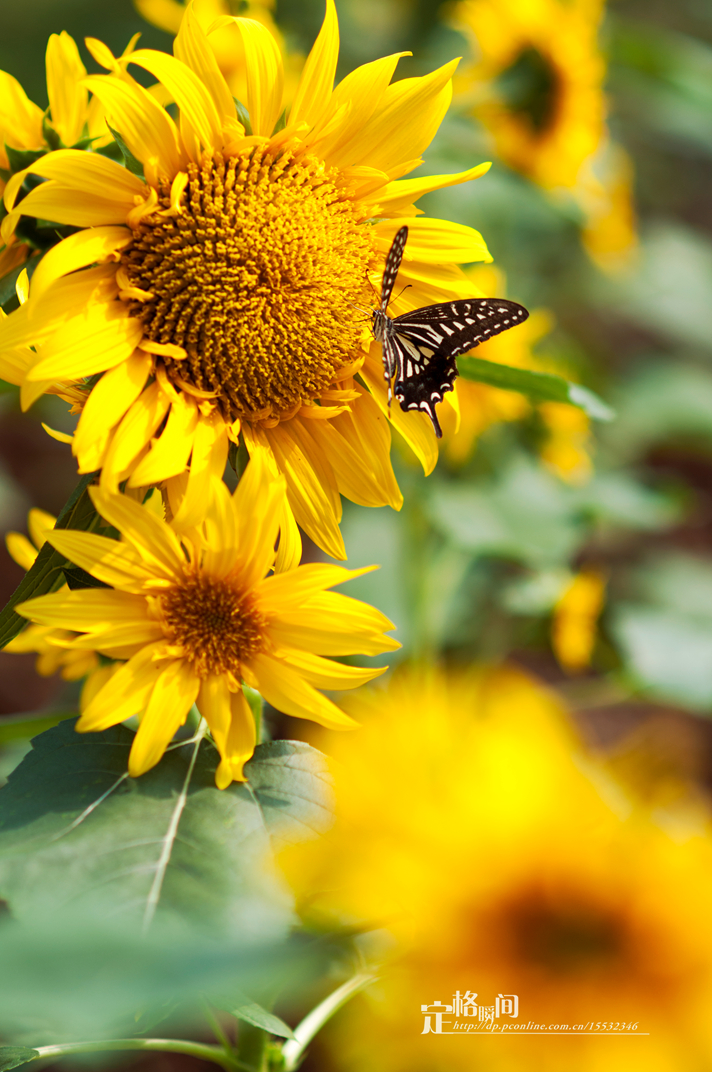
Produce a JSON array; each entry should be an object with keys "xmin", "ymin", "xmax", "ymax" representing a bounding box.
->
[
  {"xmin": 232, "ymin": 18, "xmax": 284, "ymax": 137},
  {"xmin": 270, "ymin": 590, "xmax": 400, "ymax": 656},
  {"xmin": 4, "ymin": 149, "xmax": 145, "ymax": 212},
  {"xmin": 274, "ymin": 497, "xmax": 302, "ymax": 574},
  {"xmin": 100, "ymin": 381, "xmax": 172, "ymax": 487},
  {"xmin": 331, "ymin": 385, "xmax": 402, "ymax": 509},
  {"xmin": 170, "ymin": 410, "xmax": 229, "ymax": 531},
  {"xmin": 134, "ymin": 0, "xmax": 184, "ymax": 34},
  {"xmin": 278, "ymin": 648, "xmax": 387, "ymax": 690},
  {"xmin": 73, "ymin": 349, "xmax": 153, "ymax": 473},
  {"xmin": 127, "ymin": 391, "xmax": 200, "ymax": 487},
  {"xmin": 80, "ymin": 661, "xmax": 120, "ymax": 713},
  {"xmin": 299, "ymin": 415, "xmax": 396, "ymax": 509},
  {"xmin": 27, "ymin": 307, "xmax": 143, "ymax": 382},
  {"xmin": 46, "ymin": 529, "xmax": 160, "ymax": 591},
  {"xmin": 249, "ymin": 652, "xmax": 358, "ymax": 729},
  {"xmin": 90, "ymin": 485, "xmax": 186, "ymax": 579},
  {"xmin": 255, "ymin": 563, "xmax": 377, "ymax": 615},
  {"xmin": 197, "ymin": 677, "xmax": 256, "ymax": 787},
  {"xmin": 17, "ymin": 587, "xmax": 150, "ymax": 631},
  {"xmin": 129, "ymin": 659, "xmax": 200, "ymax": 776},
  {"xmin": 41, "ymin": 423, "xmax": 73, "ymax": 444},
  {"xmin": 0, "ymin": 72, "xmax": 44, "ymax": 161},
  {"xmin": 312, "ymin": 52, "xmax": 409, "ymax": 160},
  {"xmin": 327, "ymin": 58, "xmax": 458, "ymax": 173},
  {"xmin": 77, "ymin": 644, "xmax": 163, "ymax": 732},
  {"xmin": 5, "ymin": 532, "xmax": 37, "ymax": 571},
  {"xmin": 45, "ymin": 32, "xmax": 87, "ymax": 147},
  {"xmin": 3, "ymin": 184, "xmax": 132, "ymax": 237},
  {"xmin": 369, "ymin": 162, "xmax": 492, "ymax": 214},
  {"xmin": 67, "ymin": 620, "xmax": 164, "ymax": 657},
  {"xmin": 361, "ymin": 347, "xmax": 439, "ymax": 476},
  {"xmin": 0, "ymin": 264, "xmax": 117, "ymax": 352},
  {"xmin": 375, "ymin": 216, "xmax": 492, "ymax": 264},
  {"xmin": 29, "ymin": 226, "xmax": 130, "ymax": 305},
  {"xmin": 229, "ymin": 451, "xmax": 284, "ymax": 588},
  {"xmin": 255, "ymin": 420, "xmax": 345, "ymax": 560},
  {"xmin": 28, "ymin": 507, "xmax": 56, "ymax": 550},
  {"xmin": 128, "ymin": 47, "xmax": 223, "ymax": 155},
  {"xmin": 289, "ymin": 0, "xmax": 338, "ymax": 130},
  {"xmin": 84, "ymin": 74, "xmax": 183, "ymax": 183},
  {"xmin": 174, "ymin": 4, "xmax": 236, "ymax": 127}
]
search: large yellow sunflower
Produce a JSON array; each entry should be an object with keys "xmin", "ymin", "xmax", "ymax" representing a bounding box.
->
[
  {"xmin": 453, "ymin": 0, "xmax": 636, "ymax": 268},
  {"xmin": 283, "ymin": 665, "xmax": 712, "ymax": 1072},
  {"xmin": 14, "ymin": 454, "xmax": 399, "ymax": 787},
  {"xmin": 0, "ymin": 1, "xmax": 493, "ymax": 559}
]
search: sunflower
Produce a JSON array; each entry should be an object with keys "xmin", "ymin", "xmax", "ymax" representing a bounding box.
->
[
  {"xmin": 3, "ymin": 506, "xmax": 100, "ymax": 684},
  {"xmin": 14, "ymin": 454, "xmax": 399, "ymax": 787},
  {"xmin": 0, "ymin": 1, "xmax": 493, "ymax": 559},
  {"xmin": 453, "ymin": 0, "xmax": 636, "ymax": 267},
  {"xmin": 283, "ymin": 665, "xmax": 712, "ymax": 1072}
]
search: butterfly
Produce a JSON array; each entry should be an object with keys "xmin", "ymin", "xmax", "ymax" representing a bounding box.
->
[{"xmin": 371, "ymin": 225, "xmax": 530, "ymax": 438}]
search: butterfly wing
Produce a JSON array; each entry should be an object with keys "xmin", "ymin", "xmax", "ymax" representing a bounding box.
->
[
  {"xmin": 390, "ymin": 298, "xmax": 529, "ymax": 437},
  {"xmin": 380, "ymin": 226, "xmax": 409, "ymax": 311}
]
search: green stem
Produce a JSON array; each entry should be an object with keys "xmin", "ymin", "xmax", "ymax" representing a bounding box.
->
[
  {"xmin": 236, "ymin": 1023, "xmax": 268, "ymax": 1072},
  {"xmin": 33, "ymin": 1037, "xmax": 244, "ymax": 1071},
  {"xmin": 280, "ymin": 973, "xmax": 377, "ymax": 1072}
]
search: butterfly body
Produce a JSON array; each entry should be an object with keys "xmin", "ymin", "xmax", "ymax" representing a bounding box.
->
[{"xmin": 373, "ymin": 226, "xmax": 530, "ymax": 437}]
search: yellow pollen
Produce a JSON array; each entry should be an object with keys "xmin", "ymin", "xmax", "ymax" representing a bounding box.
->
[
  {"xmin": 160, "ymin": 571, "xmax": 266, "ymax": 677},
  {"xmin": 122, "ymin": 148, "xmax": 373, "ymax": 422}
]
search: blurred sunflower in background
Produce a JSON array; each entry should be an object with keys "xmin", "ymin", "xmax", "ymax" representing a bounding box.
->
[
  {"xmin": 0, "ymin": 0, "xmax": 499, "ymax": 560},
  {"xmin": 284, "ymin": 665, "xmax": 712, "ymax": 1072},
  {"xmin": 453, "ymin": 0, "xmax": 637, "ymax": 268}
]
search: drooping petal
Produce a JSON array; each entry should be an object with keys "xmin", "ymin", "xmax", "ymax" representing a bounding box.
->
[
  {"xmin": 289, "ymin": 0, "xmax": 338, "ymax": 130},
  {"xmin": 100, "ymin": 381, "xmax": 172, "ymax": 488},
  {"xmin": 197, "ymin": 676, "xmax": 256, "ymax": 787},
  {"xmin": 170, "ymin": 411, "xmax": 229, "ymax": 532},
  {"xmin": 361, "ymin": 346, "xmax": 439, "ymax": 476},
  {"xmin": 331, "ymin": 386, "xmax": 402, "ymax": 510},
  {"xmin": 129, "ymin": 659, "xmax": 200, "ymax": 776},
  {"xmin": 126, "ymin": 391, "xmax": 200, "ymax": 487},
  {"xmin": 232, "ymin": 18, "xmax": 284, "ymax": 137},
  {"xmin": 5, "ymin": 532, "xmax": 37, "ymax": 571},
  {"xmin": 77, "ymin": 644, "xmax": 164, "ymax": 732},
  {"xmin": 249, "ymin": 652, "xmax": 358, "ymax": 729},
  {"xmin": 229, "ymin": 451, "xmax": 285, "ymax": 589},
  {"xmin": 0, "ymin": 72, "xmax": 44, "ymax": 163},
  {"xmin": 73, "ymin": 349, "xmax": 153, "ymax": 473}
]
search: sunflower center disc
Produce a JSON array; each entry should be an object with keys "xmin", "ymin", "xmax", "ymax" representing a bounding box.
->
[
  {"xmin": 160, "ymin": 572, "xmax": 265, "ymax": 677},
  {"xmin": 123, "ymin": 148, "xmax": 372, "ymax": 421}
]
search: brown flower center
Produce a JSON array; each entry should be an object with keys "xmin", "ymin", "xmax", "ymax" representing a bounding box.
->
[
  {"xmin": 122, "ymin": 148, "xmax": 372, "ymax": 422},
  {"xmin": 160, "ymin": 572, "xmax": 266, "ymax": 677}
]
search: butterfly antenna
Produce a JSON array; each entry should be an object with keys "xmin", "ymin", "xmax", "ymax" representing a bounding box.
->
[{"xmin": 389, "ymin": 283, "xmax": 412, "ymax": 309}]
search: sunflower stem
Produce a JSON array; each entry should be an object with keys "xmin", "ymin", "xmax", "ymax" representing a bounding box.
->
[
  {"xmin": 32, "ymin": 1037, "xmax": 245, "ymax": 1071},
  {"xmin": 235, "ymin": 1022, "xmax": 268, "ymax": 1072},
  {"xmin": 280, "ymin": 972, "xmax": 378, "ymax": 1071}
]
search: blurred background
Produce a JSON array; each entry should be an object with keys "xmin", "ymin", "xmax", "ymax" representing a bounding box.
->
[{"xmin": 2, "ymin": 0, "xmax": 712, "ymax": 1066}]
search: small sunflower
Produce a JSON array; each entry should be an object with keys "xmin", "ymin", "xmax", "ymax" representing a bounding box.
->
[
  {"xmin": 15, "ymin": 455, "xmax": 399, "ymax": 787},
  {"xmin": 1, "ymin": 1, "xmax": 493, "ymax": 558},
  {"xmin": 453, "ymin": 0, "xmax": 636, "ymax": 267}
]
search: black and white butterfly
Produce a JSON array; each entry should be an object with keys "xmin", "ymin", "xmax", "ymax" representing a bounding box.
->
[{"xmin": 372, "ymin": 225, "xmax": 530, "ymax": 438}]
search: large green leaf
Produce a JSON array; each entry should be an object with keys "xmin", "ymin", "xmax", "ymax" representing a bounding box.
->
[
  {"xmin": 0, "ymin": 471, "xmax": 99, "ymax": 649},
  {"xmin": 0, "ymin": 710, "xmax": 75, "ymax": 744},
  {"xmin": 0, "ymin": 721, "xmax": 332, "ymax": 934},
  {"xmin": 458, "ymin": 355, "xmax": 614, "ymax": 420},
  {"xmin": 0, "ymin": 1048, "xmax": 38, "ymax": 1071}
]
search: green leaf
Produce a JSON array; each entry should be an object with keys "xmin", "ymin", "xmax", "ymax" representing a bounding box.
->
[
  {"xmin": 232, "ymin": 98, "xmax": 253, "ymax": 136},
  {"xmin": 0, "ymin": 710, "xmax": 75, "ymax": 745},
  {"xmin": 107, "ymin": 124, "xmax": 145, "ymax": 177},
  {"xmin": 0, "ymin": 1047, "xmax": 39, "ymax": 1070},
  {"xmin": 63, "ymin": 566, "xmax": 110, "ymax": 591},
  {"xmin": 0, "ymin": 471, "xmax": 99, "ymax": 649},
  {"xmin": 457, "ymin": 355, "xmax": 614, "ymax": 420},
  {"xmin": 0, "ymin": 723, "xmax": 333, "ymax": 933},
  {"xmin": 4, "ymin": 145, "xmax": 46, "ymax": 174},
  {"xmin": 231, "ymin": 1000, "xmax": 295, "ymax": 1039}
]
